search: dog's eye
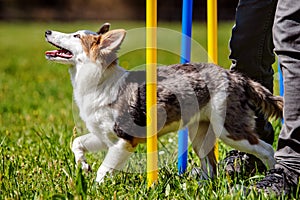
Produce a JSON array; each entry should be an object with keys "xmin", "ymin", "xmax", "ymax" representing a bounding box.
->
[{"xmin": 73, "ymin": 34, "xmax": 81, "ymax": 38}]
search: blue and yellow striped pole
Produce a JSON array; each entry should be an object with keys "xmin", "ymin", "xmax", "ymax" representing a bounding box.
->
[{"xmin": 146, "ymin": 0, "xmax": 158, "ymax": 187}]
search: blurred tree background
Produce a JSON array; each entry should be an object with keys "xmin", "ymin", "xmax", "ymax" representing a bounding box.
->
[{"xmin": 0, "ymin": 0, "xmax": 238, "ymax": 21}]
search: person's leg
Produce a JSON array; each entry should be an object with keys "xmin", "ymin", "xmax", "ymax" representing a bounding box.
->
[
  {"xmin": 229, "ymin": 0, "xmax": 277, "ymax": 92},
  {"xmin": 256, "ymin": 0, "xmax": 300, "ymax": 196},
  {"xmin": 229, "ymin": 0, "xmax": 278, "ymax": 141},
  {"xmin": 223, "ymin": 0, "xmax": 278, "ymax": 178}
]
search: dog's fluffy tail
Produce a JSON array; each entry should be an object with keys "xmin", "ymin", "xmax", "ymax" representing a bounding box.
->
[{"xmin": 245, "ymin": 78, "xmax": 283, "ymax": 119}]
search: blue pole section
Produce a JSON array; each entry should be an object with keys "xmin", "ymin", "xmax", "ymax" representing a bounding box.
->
[
  {"xmin": 278, "ymin": 62, "xmax": 284, "ymax": 96},
  {"xmin": 180, "ymin": 0, "xmax": 193, "ymax": 64},
  {"xmin": 178, "ymin": 0, "xmax": 193, "ymax": 175},
  {"xmin": 278, "ymin": 61, "xmax": 284, "ymax": 124}
]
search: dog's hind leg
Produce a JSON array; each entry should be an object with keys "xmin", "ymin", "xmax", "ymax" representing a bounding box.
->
[
  {"xmin": 96, "ymin": 138, "xmax": 134, "ymax": 183},
  {"xmin": 189, "ymin": 122, "xmax": 217, "ymax": 179},
  {"xmin": 72, "ymin": 133, "xmax": 108, "ymax": 172},
  {"xmin": 219, "ymin": 130, "xmax": 276, "ymax": 170}
]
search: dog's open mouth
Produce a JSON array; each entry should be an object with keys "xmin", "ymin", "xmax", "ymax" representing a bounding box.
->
[{"xmin": 45, "ymin": 42, "xmax": 73, "ymax": 59}]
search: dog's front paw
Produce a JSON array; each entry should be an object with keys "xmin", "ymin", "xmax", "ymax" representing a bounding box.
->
[
  {"xmin": 81, "ymin": 161, "xmax": 92, "ymax": 173},
  {"xmin": 95, "ymin": 174, "xmax": 105, "ymax": 183},
  {"xmin": 95, "ymin": 171, "xmax": 107, "ymax": 183},
  {"xmin": 95, "ymin": 165, "xmax": 114, "ymax": 183}
]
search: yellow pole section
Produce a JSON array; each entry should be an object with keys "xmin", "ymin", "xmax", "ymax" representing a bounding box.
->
[
  {"xmin": 207, "ymin": 0, "xmax": 218, "ymax": 64},
  {"xmin": 146, "ymin": 0, "xmax": 158, "ymax": 187},
  {"xmin": 207, "ymin": 0, "xmax": 219, "ymax": 160}
]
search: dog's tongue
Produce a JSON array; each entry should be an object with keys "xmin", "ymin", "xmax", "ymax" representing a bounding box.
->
[
  {"xmin": 45, "ymin": 49, "xmax": 72, "ymax": 58},
  {"xmin": 45, "ymin": 50, "xmax": 58, "ymax": 56}
]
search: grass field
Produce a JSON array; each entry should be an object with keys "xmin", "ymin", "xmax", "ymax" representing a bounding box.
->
[{"xmin": 0, "ymin": 21, "xmax": 288, "ymax": 199}]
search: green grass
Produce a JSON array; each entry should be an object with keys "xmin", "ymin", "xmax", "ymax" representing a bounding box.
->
[{"xmin": 0, "ymin": 21, "xmax": 290, "ymax": 199}]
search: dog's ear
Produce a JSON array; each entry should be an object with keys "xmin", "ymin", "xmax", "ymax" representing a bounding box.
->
[
  {"xmin": 97, "ymin": 23, "xmax": 110, "ymax": 35},
  {"xmin": 100, "ymin": 29, "xmax": 126, "ymax": 51}
]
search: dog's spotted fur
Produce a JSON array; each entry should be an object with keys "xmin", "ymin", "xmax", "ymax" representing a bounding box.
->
[
  {"xmin": 45, "ymin": 23, "xmax": 283, "ymax": 182},
  {"xmin": 112, "ymin": 63, "xmax": 283, "ymax": 146}
]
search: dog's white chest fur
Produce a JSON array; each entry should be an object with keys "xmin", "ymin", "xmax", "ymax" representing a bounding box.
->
[{"xmin": 69, "ymin": 63, "xmax": 127, "ymax": 145}]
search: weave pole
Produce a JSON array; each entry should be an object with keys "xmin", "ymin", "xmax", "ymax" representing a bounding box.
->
[
  {"xmin": 207, "ymin": 0, "xmax": 218, "ymax": 64},
  {"xmin": 278, "ymin": 61, "xmax": 284, "ymax": 124},
  {"xmin": 178, "ymin": 0, "xmax": 193, "ymax": 175},
  {"xmin": 278, "ymin": 62, "xmax": 284, "ymax": 96},
  {"xmin": 146, "ymin": 0, "xmax": 158, "ymax": 187},
  {"xmin": 207, "ymin": 0, "xmax": 219, "ymax": 160}
]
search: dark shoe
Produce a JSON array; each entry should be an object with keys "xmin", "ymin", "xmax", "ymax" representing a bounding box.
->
[
  {"xmin": 256, "ymin": 168, "xmax": 298, "ymax": 196},
  {"xmin": 222, "ymin": 150, "xmax": 266, "ymax": 179}
]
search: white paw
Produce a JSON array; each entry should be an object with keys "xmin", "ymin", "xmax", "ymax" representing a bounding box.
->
[
  {"xmin": 81, "ymin": 161, "xmax": 92, "ymax": 172},
  {"xmin": 95, "ymin": 174, "xmax": 105, "ymax": 183},
  {"xmin": 95, "ymin": 165, "xmax": 113, "ymax": 183},
  {"xmin": 95, "ymin": 170, "xmax": 109, "ymax": 183}
]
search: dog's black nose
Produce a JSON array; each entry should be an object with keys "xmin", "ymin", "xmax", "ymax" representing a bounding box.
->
[{"xmin": 45, "ymin": 30, "xmax": 52, "ymax": 36}]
